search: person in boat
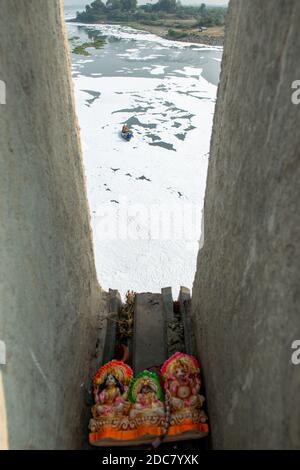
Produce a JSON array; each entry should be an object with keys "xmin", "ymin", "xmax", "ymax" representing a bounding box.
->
[{"xmin": 122, "ymin": 124, "xmax": 129, "ymax": 134}]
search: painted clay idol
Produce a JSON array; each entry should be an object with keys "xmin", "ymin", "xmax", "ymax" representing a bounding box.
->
[
  {"xmin": 129, "ymin": 371, "xmax": 165, "ymax": 420},
  {"xmin": 128, "ymin": 370, "xmax": 166, "ymax": 443},
  {"xmin": 89, "ymin": 360, "xmax": 133, "ymax": 445},
  {"xmin": 161, "ymin": 352, "xmax": 209, "ymax": 441}
]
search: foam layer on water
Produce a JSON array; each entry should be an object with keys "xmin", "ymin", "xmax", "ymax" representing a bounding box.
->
[{"xmin": 69, "ymin": 23, "xmax": 221, "ymax": 297}]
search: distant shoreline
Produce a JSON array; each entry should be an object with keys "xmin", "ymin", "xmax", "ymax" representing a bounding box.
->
[{"xmin": 67, "ymin": 18, "xmax": 224, "ymax": 47}]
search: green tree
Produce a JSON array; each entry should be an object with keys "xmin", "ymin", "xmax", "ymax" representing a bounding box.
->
[
  {"xmin": 200, "ymin": 3, "xmax": 206, "ymax": 17},
  {"xmin": 120, "ymin": 0, "xmax": 137, "ymax": 11},
  {"xmin": 90, "ymin": 0, "xmax": 107, "ymax": 12},
  {"xmin": 106, "ymin": 0, "xmax": 122, "ymax": 10},
  {"xmin": 155, "ymin": 0, "xmax": 177, "ymax": 13}
]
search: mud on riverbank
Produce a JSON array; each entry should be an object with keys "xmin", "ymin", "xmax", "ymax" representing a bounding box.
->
[{"xmin": 127, "ymin": 22, "xmax": 224, "ymax": 46}]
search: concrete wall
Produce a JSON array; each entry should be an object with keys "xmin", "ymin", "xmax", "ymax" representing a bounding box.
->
[
  {"xmin": 193, "ymin": 0, "xmax": 300, "ymax": 449},
  {"xmin": 0, "ymin": 0, "xmax": 102, "ymax": 449}
]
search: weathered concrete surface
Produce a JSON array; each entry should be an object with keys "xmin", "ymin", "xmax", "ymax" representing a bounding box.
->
[
  {"xmin": 192, "ymin": 0, "xmax": 300, "ymax": 449},
  {"xmin": 0, "ymin": 0, "xmax": 103, "ymax": 449},
  {"xmin": 133, "ymin": 293, "xmax": 167, "ymax": 373}
]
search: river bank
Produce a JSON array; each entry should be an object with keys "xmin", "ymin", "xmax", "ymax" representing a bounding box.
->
[
  {"xmin": 129, "ymin": 22, "xmax": 224, "ymax": 46},
  {"xmin": 68, "ymin": 19, "xmax": 224, "ymax": 47}
]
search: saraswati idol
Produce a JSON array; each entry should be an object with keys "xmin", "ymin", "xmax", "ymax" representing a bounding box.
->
[{"xmin": 161, "ymin": 352, "xmax": 209, "ymax": 441}]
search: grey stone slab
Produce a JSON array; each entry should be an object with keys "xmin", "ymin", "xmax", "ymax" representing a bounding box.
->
[{"xmin": 133, "ymin": 293, "xmax": 167, "ymax": 373}]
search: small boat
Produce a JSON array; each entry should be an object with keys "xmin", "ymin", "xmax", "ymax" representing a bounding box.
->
[{"xmin": 121, "ymin": 130, "xmax": 133, "ymax": 142}]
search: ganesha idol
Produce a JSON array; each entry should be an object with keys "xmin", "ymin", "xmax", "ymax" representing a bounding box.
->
[{"xmin": 161, "ymin": 352, "xmax": 209, "ymax": 441}]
